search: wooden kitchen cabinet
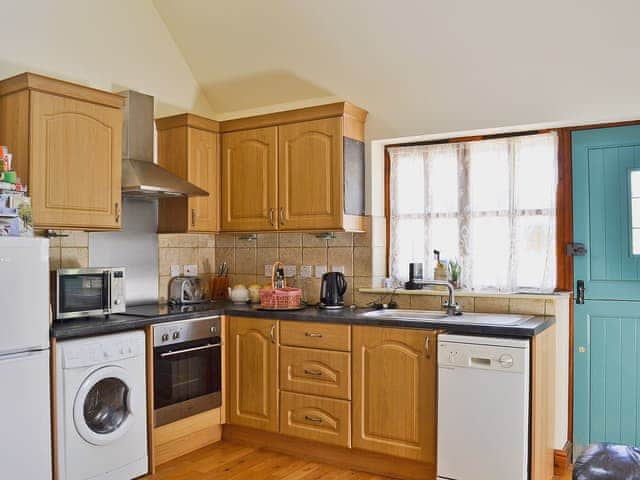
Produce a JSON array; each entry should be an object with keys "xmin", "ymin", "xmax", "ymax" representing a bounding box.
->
[
  {"xmin": 156, "ymin": 114, "xmax": 220, "ymax": 233},
  {"xmin": 220, "ymin": 127, "xmax": 278, "ymax": 232},
  {"xmin": 0, "ymin": 73, "xmax": 124, "ymax": 230},
  {"xmin": 227, "ymin": 316, "xmax": 279, "ymax": 432},
  {"xmin": 219, "ymin": 102, "xmax": 367, "ymax": 233},
  {"xmin": 352, "ymin": 326, "xmax": 438, "ymax": 464}
]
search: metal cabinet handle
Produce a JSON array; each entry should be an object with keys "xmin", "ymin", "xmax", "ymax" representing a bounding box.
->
[
  {"xmin": 305, "ymin": 332, "xmax": 322, "ymax": 338},
  {"xmin": 191, "ymin": 208, "xmax": 197, "ymax": 227},
  {"xmin": 304, "ymin": 415, "xmax": 323, "ymax": 423},
  {"xmin": 115, "ymin": 202, "xmax": 120, "ymax": 222},
  {"xmin": 160, "ymin": 343, "xmax": 221, "ymax": 358},
  {"xmin": 304, "ymin": 369, "xmax": 323, "ymax": 376},
  {"xmin": 270, "ymin": 324, "xmax": 276, "ymax": 344},
  {"xmin": 268, "ymin": 208, "xmax": 275, "ymax": 226},
  {"xmin": 279, "ymin": 207, "xmax": 285, "ymax": 225},
  {"xmin": 425, "ymin": 336, "xmax": 431, "ymax": 358}
]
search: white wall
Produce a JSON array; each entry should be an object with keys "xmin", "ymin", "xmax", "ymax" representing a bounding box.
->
[{"xmin": 0, "ymin": 0, "xmax": 214, "ymax": 118}]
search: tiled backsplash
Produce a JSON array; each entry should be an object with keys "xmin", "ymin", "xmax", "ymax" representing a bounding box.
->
[{"xmin": 46, "ymin": 230, "xmax": 90, "ymax": 270}]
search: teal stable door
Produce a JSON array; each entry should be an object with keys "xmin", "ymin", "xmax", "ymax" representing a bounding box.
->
[{"xmin": 573, "ymin": 125, "xmax": 640, "ymax": 454}]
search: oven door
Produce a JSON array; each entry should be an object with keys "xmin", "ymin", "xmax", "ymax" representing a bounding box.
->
[
  {"xmin": 57, "ymin": 269, "xmax": 111, "ymax": 319},
  {"xmin": 154, "ymin": 336, "xmax": 221, "ymax": 426}
]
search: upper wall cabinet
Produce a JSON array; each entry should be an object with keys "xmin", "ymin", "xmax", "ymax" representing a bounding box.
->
[
  {"xmin": 219, "ymin": 102, "xmax": 368, "ymax": 233},
  {"xmin": 0, "ymin": 73, "xmax": 124, "ymax": 230},
  {"xmin": 156, "ymin": 114, "xmax": 220, "ymax": 233}
]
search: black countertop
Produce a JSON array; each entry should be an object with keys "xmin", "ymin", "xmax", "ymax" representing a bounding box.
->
[{"xmin": 51, "ymin": 301, "xmax": 555, "ymax": 340}]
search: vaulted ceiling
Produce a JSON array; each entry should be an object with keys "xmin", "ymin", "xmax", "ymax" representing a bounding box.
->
[{"xmin": 153, "ymin": 0, "xmax": 640, "ymax": 141}]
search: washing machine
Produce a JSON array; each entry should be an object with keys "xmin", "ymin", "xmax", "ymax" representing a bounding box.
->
[{"xmin": 56, "ymin": 331, "xmax": 148, "ymax": 480}]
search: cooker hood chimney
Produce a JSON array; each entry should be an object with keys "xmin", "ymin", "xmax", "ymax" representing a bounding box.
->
[{"xmin": 120, "ymin": 90, "xmax": 208, "ymax": 198}]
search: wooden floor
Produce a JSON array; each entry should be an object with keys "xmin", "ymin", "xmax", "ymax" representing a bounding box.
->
[{"xmin": 143, "ymin": 440, "xmax": 573, "ymax": 480}]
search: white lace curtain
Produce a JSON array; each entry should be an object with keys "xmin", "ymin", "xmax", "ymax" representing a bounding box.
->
[{"xmin": 389, "ymin": 132, "xmax": 558, "ymax": 292}]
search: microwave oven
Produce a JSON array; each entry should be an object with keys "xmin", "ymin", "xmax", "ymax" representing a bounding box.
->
[{"xmin": 52, "ymin": 267, "xmax": 126, "ymax": 320}]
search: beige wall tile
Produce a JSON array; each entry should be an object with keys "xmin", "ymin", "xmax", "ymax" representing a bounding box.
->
[
  {"xmin": 49, "ymin": 247, "xmax": 61, "ymax": 270},
  {"xmin": 60, "ymin": 247, "xmax": 88, "ymax": 268},
  {"xmin": 215, "ymin": 233, "xmax": 235, "ymax": 247},
  {"xmin": 158, "ymin": 234, "xmax": 171, "ymax": 248},
  {"xmin": 302, "ymin": 278, "xmax": 322, "ymax": 304},
  {"xmin": 159, "ymin": 247, "xmax": 180, "ymax": 276},
  {"xmin": 302, "ymin": 233, "xmax": 327, "ymax": 248},
  {"xmin": 354, "ymin": 291, "xmax": 379, "ymax": 307},
  {"xmin": 158, "ymin": 276, "xmax": 170, "ymax": 303},
  {"xmin": 257, "ymin": 233, "xmax": 278, "ymax": 248},
  {"xmin": 197, "ymin": 248, "xmax": 215, "ymax": 274},
  {"xmin": 455, "ymin": 296, "xmax": 475, "ymax": 313},
  {"xmin": 328, "ymin": 232, "xmax": 353, "ymax": 247},
  {"xmin": 328, "ymin": 247, "xmax": 354, "ymax": 276},
  {"xmin": 303, "ymin": 247, "xmax": 327, "ymax": 268},
  {"xmin": 235, "ymin": 247, "xmax": 257, "ymax": 274},
  {"xmin": 545, "ymin": 299, "xmax": 556, "ymax": 316},
  {"xmin": 354, "ymin": 216, "xmax": 371, "ymax": 247},
  {"xmin": 354, "ymin": 247, "xmax": 372, "ymax": 276},
  {"xmin": 61, "ymin": 230, "xmax": 88, "ymax": 247},
  {"xmin": 230, "ymin": 274, "xmax": 257, "ymax": 287},
  {"xmin": 215, "ymin": 247, "xmax": 235, "ymax": 273},
  {"xmin": 179, "ymin": 247, "xmax": 197, "ymax": 267},
  {"xmin": 197, "ymin": 234, "xmax": 216, "ymax": 248},
  {"xmin": 410, "ymin": 295, "xmax": 443, "ymax": 310},
  {"xmin": 278, "ymin": 233, "xmax": 302, "ymax": 248},
  {"xmin": 256, "ymin": 248, "xmax": 278, "ymax": 274},
  {"xmin": 474, "ymin": 297, "xmax": 509, "ymax": 314},
  {"xmin": 236, "ymin": 235, "xmax": 258, "ymax": 248},
  {"xmin": 509, "ymin": 298, "xmax": 546, "ymax": 315},
  {"xmin": 278, "ymin": 247, "xmax": 302, "ymax": 268}
]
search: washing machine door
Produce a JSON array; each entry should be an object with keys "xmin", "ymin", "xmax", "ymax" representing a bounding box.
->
[{"xmin": 73, "ymin": 365, "xmax": 134, "ymax": 446}]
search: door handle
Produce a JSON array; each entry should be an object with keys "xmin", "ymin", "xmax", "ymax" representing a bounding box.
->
[
  {"xmin": 576, "ymin": 280, "xmax": 585, "ymax": 305},
  {"xmin": 304, "ymin": 415, "xmax": 323, "ymax": 424},
  {"xmin": 303, "ymin": 369, "xmax": 323, "ymax": 376},
  {"xmin": 268, "ymin": 208, "xmax": 275, "ymax": 226},
  {"xmin": 279, "ymin": 207, "xmax": 285, "ymax": 225},
  {"xmin": 114, "ymin": 202, "xmax": 120, "ymax": 223},
  {"xmin": 425, "ymin": 336, "xmax": 431, "ymax": 358},
  {"xmin": 304, "ymin": 332, "xmax": 322, "ymax": 338},
  {"xmin": 191, "ymin": 208, "xmax": 197, "ymax": 227},
  {"xmin": 270, "ymin": 324, "xmax": 276, "ymax": 344}
]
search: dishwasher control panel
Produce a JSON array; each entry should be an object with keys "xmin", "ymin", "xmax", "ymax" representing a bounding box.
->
[{"xmin": 438, "ymin": 334, "xmax": 529, "ymax": 373}]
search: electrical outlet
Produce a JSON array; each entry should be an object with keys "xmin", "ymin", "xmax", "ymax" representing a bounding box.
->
[
  {"xmin": 264, "ymin": 264, "xmax": 273, "ymax": 277},
  {"xmin": 284, "ymin": 265, "xmax": 296, "ymax": 277},
  {"xmin": 184, "ymin": 264, "xmax": 198, "ymax": 276},
  {"xmin": 300, "ymin": 265, "xmax": 313, "ymax": 278},
  {"xmin": 331, "ymin": 265, "xmax": 345, "ymax": 274},
  {"xmin": 170, "ymin": 265, "xmax": 181, "ymax": 277},
  {"xmin": 315, "ymin": 265, "xmax": 327, "ymax": 278}
]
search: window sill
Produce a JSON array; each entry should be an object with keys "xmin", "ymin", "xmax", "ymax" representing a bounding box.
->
[{"xmin": 358, "ymin": 288, "xmax": 570, "ymax": 301}]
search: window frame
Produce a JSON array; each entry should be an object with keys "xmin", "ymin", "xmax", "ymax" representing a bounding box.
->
[{"xmin": 384, "ymin": 128, "xmax": 571, "ymax": 291}]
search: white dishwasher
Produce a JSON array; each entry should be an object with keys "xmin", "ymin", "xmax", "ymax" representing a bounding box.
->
[{"xmin": 437, "ymin": 334, "xmax": 530, "ymax": 480}]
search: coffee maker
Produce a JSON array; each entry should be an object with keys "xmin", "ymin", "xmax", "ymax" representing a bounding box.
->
[
  {"xmin": 319, "ymin": 272, "xmax": 348, "ymax": 309},
  {"xmin": 404, "ymin": 262, "xmax": 424, "ymax": 290}
]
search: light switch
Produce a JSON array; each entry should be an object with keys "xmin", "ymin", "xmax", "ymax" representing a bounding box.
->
[
  {"xmin": 300, "ymin": 265, "xmax": 313, "ymax": 278},
  {"xmin": 170, "ymin": 265, "xmax": 181, "ymax": 277},
  {"xmin": 284, "ymin": 265, "xmax": 296, "ymax": 277},
  {"xmin": 315, "ymin": 265, "xmax": 327, "ymax": 278},
  {"xmin": 184, "ymin": 264, "xmax": 198, "ymax": 276}
]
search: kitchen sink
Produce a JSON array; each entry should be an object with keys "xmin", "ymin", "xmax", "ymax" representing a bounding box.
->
[{"xmin": 363, "ymin": 309, "xmax": 533, "ymax": 326}]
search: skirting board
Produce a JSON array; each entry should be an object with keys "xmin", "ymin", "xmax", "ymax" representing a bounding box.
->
[
  {"xmin": 222, "ymin": 424, "xmax": 434, "ymax": 480},
  {"xmin": 554, "ymin": 440, "xmax": 572, "ymax": 476}
]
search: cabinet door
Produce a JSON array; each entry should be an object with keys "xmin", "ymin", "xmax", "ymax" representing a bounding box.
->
[
  {"xmin": 278, "ymin": 117, "xmax": 343, "ymax": 231},
  {"xmin": 30, "ymin": 91, "xmax": 122, "ymax": 229},
  {"xmin": 227, "ymin": 317, "xmax": 279, "ymax": 432},
  {"xmin": 352, "ymin": 326, "xmax": 437, "ymax": 463},
  {"xmin": 221, "ymin": 128, "xmax": 277, "ymax": 232},
  {"xmin": 188, "ymin": 128, "xmax": 219, "ymax": 232}
]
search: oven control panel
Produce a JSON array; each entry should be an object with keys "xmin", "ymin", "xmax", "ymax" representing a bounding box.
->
[{"xmin": 152, "ymin": 316, "xmax": 221, "ymax": 347}]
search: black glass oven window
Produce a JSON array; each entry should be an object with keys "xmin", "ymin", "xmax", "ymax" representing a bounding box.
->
[
  {"xmin": 83, "ymin": 377, "xmax": 129, "ymax": 434},
  {"xmin": 154, "ymin": 338, "xmax": 221, "ymax": 409},
  {"xmin": 59, "ymin": 274, "xmax": 105, "ymax": 313}
]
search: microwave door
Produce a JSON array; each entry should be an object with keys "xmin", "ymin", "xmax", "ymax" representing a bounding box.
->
[{"xmin": 57, "ymin": 272, "xmax": 107, "ymax": 319}]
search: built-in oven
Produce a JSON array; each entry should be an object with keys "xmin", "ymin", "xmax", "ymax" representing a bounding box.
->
[
  {"xmin": 53, "ymin": 267, "xmax": 126, "ymax": 320},
  {"xmin": 152, "ymin": 316, "xmax": 222, "ymax": 426}
]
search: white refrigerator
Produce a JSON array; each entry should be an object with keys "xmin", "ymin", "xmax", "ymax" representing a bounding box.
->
[{"xmin": 0, "ymin": 237, "xmax": 52, "ymax": 479}]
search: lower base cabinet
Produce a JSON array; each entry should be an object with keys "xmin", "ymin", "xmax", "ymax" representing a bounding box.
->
[
  {"xmin": 352, "ymin": 326, "xmax": 438, "ymax": 464},
  {"xmin": 280, "ymin": 391, "xmax": 351, "ymax": 447}
]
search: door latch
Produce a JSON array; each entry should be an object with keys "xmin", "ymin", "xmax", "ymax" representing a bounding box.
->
[
  {"xmin": 576, "ymin": 280, "xmax": 585, "ymax": 304},
  {"xmin": 566, "ymin": 242, "xmax": 587, "ymax": 256}
]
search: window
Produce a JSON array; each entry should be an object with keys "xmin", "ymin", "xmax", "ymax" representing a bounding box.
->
[{"xmin": 388, "ymin": 132, "xmax": 558, "ymax": 292}]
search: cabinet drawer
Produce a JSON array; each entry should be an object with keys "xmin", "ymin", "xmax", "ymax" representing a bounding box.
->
[
  {"xmin": 280, "ymin": 346, "xmax": 351, "ymax": 400},
  {"xmin": 280, "ymin": 391, "xmax": 351, "ymax": 447},
  {"xmin": 280, "ymin": 321, "xmax": 350, "ymax": 351}
]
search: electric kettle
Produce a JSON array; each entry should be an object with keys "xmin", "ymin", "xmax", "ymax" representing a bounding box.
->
[{"xmin": 319, "ymin": 272, "xmax": 348, "ymax": 309}]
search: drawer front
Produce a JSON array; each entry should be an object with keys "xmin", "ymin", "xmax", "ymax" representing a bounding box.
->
[
  {"xmin": 280, "ymin": 321, "xmax": 351, "ymax": 351},
  {"xmin": 280, "ymin": 391, "xmax": 351, "ymax": 447},
  {"xmin": 280, "ymin": 346, "xmax": 351, "ymax": 400}
]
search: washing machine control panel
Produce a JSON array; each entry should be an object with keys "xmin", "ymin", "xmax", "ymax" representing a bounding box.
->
[{"xmin": 63, "ymin": 335, "xmax": 143, "ymax": 369}]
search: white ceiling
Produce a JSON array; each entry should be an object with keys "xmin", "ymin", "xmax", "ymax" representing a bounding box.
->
[{"xmin": 153, "ymin": 0, "xmax": 640, "ymax": 141}]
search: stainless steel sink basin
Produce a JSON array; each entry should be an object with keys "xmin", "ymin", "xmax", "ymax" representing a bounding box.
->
[{"xmin": 363, "ymin": 309, "xmax": 532, "ymax": 326}]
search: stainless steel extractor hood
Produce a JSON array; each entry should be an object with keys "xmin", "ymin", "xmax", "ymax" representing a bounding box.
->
[{"xmin": 120, "ymin": 90, "xmax": 208, "ymax": 198}]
